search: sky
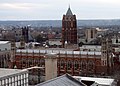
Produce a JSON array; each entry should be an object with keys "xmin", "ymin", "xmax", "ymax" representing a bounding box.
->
[{"xmin": 0, "ymin": 0, "xmax": 120, "ymax": 20}]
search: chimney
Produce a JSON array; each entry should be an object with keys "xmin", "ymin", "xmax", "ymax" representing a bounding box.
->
[{"xmin": 45, "ymin": 53, "xmax": 58, "ymax": 81}]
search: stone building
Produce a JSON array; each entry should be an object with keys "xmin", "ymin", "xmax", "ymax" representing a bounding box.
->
[
  {"xmin": 0, "ymin": 41, "xmax": 11, "ymax": 68},
  {"xmin": 0, "ymin": 68, "xmax": 28, "ymax": 86},
  {"xmin": 22, "ymin": 26, "xmax": 29, "ymax": 43},
  {"xmin": 85, "ymin": 28, "xmax": 97, "ymax": 43},
  {"xmin": 101, "ymin": 36, "xmax": 113, "ymax": 74}
]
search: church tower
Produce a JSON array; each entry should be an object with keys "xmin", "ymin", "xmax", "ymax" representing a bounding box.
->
[
  {"xmin": 10, "ymin": 39, "xmax": 16, "ymax": 68},
  {"xmin": 101, "ymin": 36, "xmax": 113, "ymax": 74},
  {"xmin": 62, "ymin": 6, "xmax": 77, "ymax": 47}
]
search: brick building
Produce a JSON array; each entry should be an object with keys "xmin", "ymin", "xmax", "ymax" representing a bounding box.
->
[
  {"xmin": 62, "ymin": 7, "xmax": 77, "ymax": 47},
  {"xmin": 14, "ymin": 49, "xmax": 109, "ymax": 76}
]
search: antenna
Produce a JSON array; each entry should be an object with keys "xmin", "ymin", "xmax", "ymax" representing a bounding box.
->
[{"xmin": 69, "ymin": 4, "xmax": 70, "ymax": 8}]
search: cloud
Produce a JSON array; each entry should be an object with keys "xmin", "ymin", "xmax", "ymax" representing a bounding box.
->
[
  {"xmin": 0, "ymin": 0, "xmax": 120, "ymax": 20},
  {"xmin": 0, "ymin": 3, "xmax": 50, "ymax": 10},
  {"xmin": 81, "ymin": 0, "xmax": 120, "ymax": 4},
  {"xmin": 0, "ymin": 3, "xmax": 30, "ymax": 10}
]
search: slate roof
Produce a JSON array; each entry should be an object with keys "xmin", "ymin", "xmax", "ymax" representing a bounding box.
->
[
  {"xmin": 36, "ymin": 74, "xmax": 86, "ymax": 86},
  {"xmin": 66, "ymin": 7, "xmax": 73, "ymax": 15}
]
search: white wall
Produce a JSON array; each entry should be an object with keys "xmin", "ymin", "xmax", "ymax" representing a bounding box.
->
[{"xmin": 0, "ymin": 42, "xmax": 11, "ymax": 51}]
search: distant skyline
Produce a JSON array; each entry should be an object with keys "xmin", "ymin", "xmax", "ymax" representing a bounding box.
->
[{"xmin": 0, "ymin": 0, "xmax": 120, "ymax": 20}]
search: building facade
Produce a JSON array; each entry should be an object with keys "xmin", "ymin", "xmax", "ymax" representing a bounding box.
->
[
  {"xmin": 0, "ymin": 68, "xmax": 28, "ymax": 86},
  {"xmin": 0, "ymin": 41, "xmax": 11, "ymax": 68},
  {"xmin": 22, "ymin": 26, "xmax": 29, "ymax": 43},
  {"xmin": 101, "ymin": 37, "xmax": 113, "ymax": 74},
  {"xmin": 62, "ymin": 7, "xmax": 77, "ymax": 47},
  {"xmin": 14, "ymin": 49, "xmax": 108, "ymax": 76},
  {"xmin": 85, "ymin": 28, "xmax": 97, "ymax": 43}
]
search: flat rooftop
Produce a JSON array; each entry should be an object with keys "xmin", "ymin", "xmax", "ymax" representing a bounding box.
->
[
  {"xmin": 73, "ymin": 76, "xmax": 115, "ymax": 86},
  {"xmin": 0, "ymin": 41, "xmax": 10, "ymax": 44},
  {"xmin": 0, "ymin": 68, "xmax": 27, "ymax": 79},
  {"xmin": 16, "ymin": 49, "xmax": 101, "ymax": 55}
]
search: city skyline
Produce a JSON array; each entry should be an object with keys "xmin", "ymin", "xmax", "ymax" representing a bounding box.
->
[{"xmin": 0, "ymin": 0, "xmax": 120, "ymax": 20}]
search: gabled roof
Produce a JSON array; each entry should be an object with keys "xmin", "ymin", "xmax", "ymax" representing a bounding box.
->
[
  {"xmin": 66, "ymin": 7, "xmax": 73, "ymax": 15},
  {"xmin": 36, "ymin": 74, "xmax": 86, "ymax": 86}
]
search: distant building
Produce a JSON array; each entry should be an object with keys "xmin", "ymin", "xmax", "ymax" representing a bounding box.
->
[
  {"xmin": 22, "ymin": 27, "xmax": 29, "ymax": 43},
  {"xmin": 85, "ymin": 28, "xmax": 108, "ymax": 44},
  {"xmin": 101, "ymin": 36, "xmax": 113, "ymax": 74},
  {"xmin": 48, "ymin": 39, "xmax": 62, "ymax": 48},
  {"xmin": 0, "ymin": 41, "xmax": 11, "ymax": 68},
  {"xmin": 10, "ymin": 40, "xmax": 16, "ymax": 68},
  {"xmin": 0, "ymin": 41, "xmax": 11, "ymax": 51},
  {"xmin": 85, "ymin": 28, "xmax": 97, "ymax": 43},
  {"xmin": 14, "ymin": 29, "xmax": 22, "ymax": 42},
  {"xmin": 80, "ymin": 45, "xmax": 101, "ymax": 52},
  {"xmin": 26, "ymin": 66, "xmax": 45, "ymax": 85},
  {"xmin": 62, "ymin": 7, "xmax": 77, "ymax": 47},
  {"xmin": 112, "ymin": 47, "xmax": 120, "ymax": 73},
  {"xmin": 11, "ymin": 37, "xmax": 114, "ymax": 76},
  {"xmin": 0, "ymin": 68, "xmax": 28, "ymax": 86}
]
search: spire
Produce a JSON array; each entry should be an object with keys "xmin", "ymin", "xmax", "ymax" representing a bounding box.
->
[{"xmin": 66, "ymin": 5, "xmax": 73, "ymax": 15}]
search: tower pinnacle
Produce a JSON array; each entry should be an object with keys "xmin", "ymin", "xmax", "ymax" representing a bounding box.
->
[{"xmin": 66, "ymin": 5, "xmax": 73, "ymax": 15}]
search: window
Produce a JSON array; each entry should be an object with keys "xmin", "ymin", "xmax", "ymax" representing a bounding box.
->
[
  {"xmin": 88, "ymin": 60, "xmax": 94, "ymax": 71},
  {"xmin": 15, "ymin": 76, "xmax": 17, "ymax": 81},
  {"xmin": 81, "ymin": 60, "xmax": 86, "ymax": 70},
  {"xmin": 40, "ymin": 58, "xmax": 45, "ymax": 67},
  {"xmin": 60, "ymin": 60, "xmax": 65, "ymax": 69},
  {"xmin": 6, "ymin": 79, "xmax": 8, "ymax": 84},
  {"xmin": 12, "ymin": 77, "xmax": 14, "ymax": 82},
  {"xmin": 9, "ymin": 78, "xmax": 11, "ymax": 83},
  {"xmin": 67, "ymin": 60, "xmax": 72, "ymax": 70},
  {"xmin": 91, "ymin": 30, "xmax": 93, "ymax": 38},
  {"xmin": 74, "ymin": 60, "xmax": 79, "ymax": 70}
]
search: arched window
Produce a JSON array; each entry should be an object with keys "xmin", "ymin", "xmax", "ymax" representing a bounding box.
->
[
  {"xmin": 34, "ymin": 59, "xmax": 38, "ymax": 66},
  {"xmin": 96, "ymin": 60, "xmax": 101, "ymax": 66},
  {"xmin": 29, "ymin": 58, "xmax": 32, "ymax": 67},
  {"xmin": 40, "ymin": 58, "xmax": 45, "ymax": 67},
  {"xmin": 67, "ymin": 60, "xmax": 72, "ymax": 70},
  {"xmin": 88, "ymin": 60, "xmax": 94, "ymax": 71},
  {"xmin": 74, "ymin": 60, "xmax": 79, "ymax": 70},
  {"xmin": 81, "ymin": 60, "xmax": 86, "ymax": 70},
  {"xmin": 60, "ymin": 59, "xmax": 65, "ymax": 70}
]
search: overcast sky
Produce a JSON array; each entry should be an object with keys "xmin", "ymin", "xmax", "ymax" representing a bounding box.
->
[{"xmin": 0, "ymin": 0, "xmax": 120, "ymax": 20}]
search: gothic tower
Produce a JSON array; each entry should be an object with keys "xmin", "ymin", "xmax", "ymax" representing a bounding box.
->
[
  {"xmin": 10, "ymin": 39, "xmax": 16, "ymax": 68},
  {"xmin": 22, "ymin": 26, "xmax": 29, "ymax": 43},
  {"xmin": 62, "ymin": 6, "xmax": 77, "ymax": 47},
  {"xmin": 20, "ymin": 36, "xmax": 25, "ymax": 49},
  {"xmin": 101, "ymin": 36, "xmax": 113, "ymax": 74}
]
